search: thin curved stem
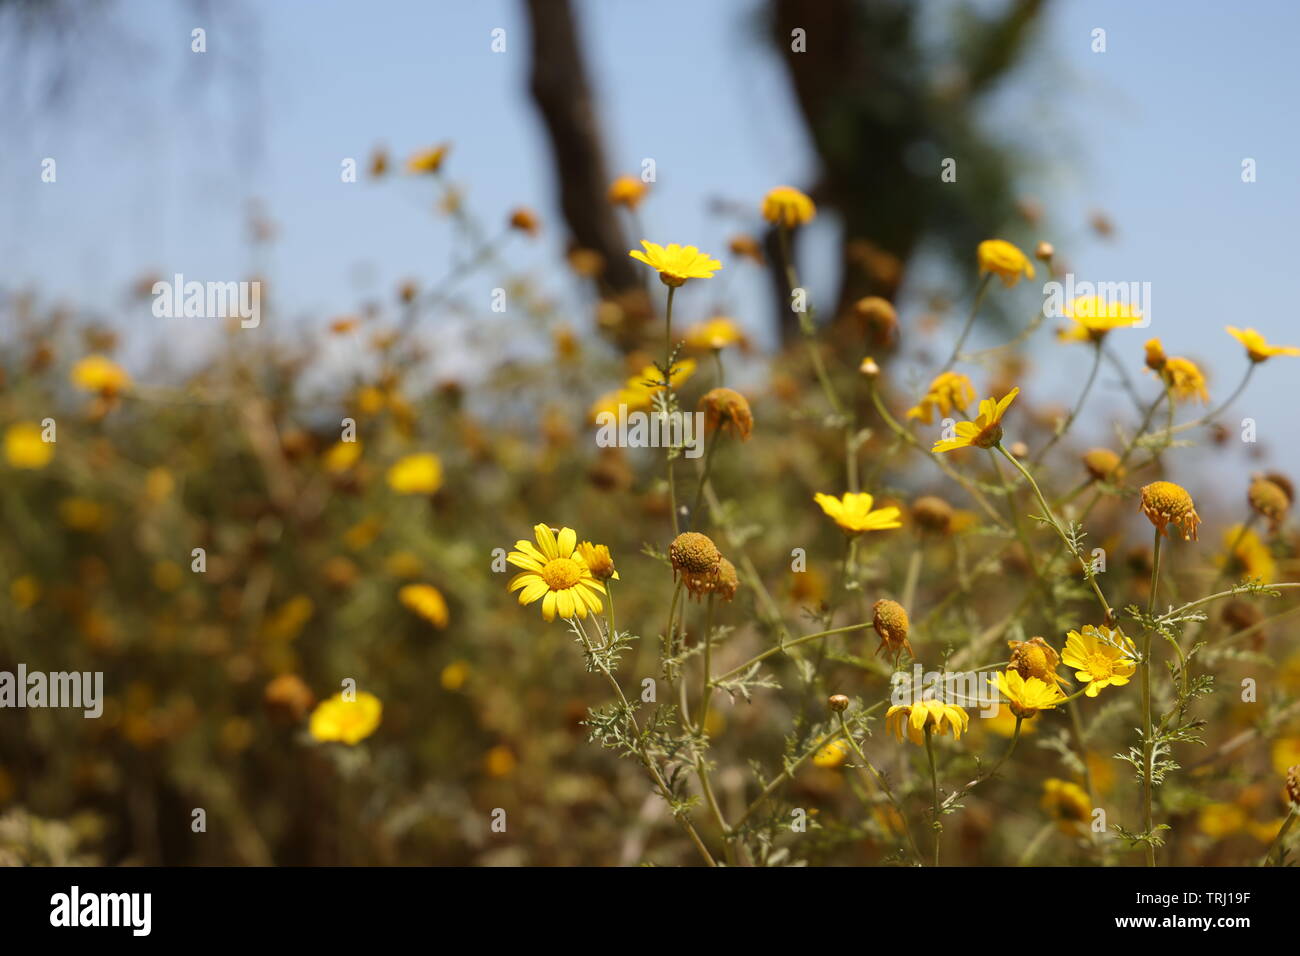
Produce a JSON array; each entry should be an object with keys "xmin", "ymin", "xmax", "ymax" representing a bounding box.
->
[
  {"xmin": 925, "ymin": 727, "xmax": 942, "ymax": 866},
  {"xmin": 1031, "ymin": 340, "xmax": 1102, "ymax": 467},
  {"xmin": 939, "ymin": 272, "xmax": 993, "ymax": 374},
  {"xmin": 1140, "ymin": 528, "xmax": 1162, "ymax": 867}
]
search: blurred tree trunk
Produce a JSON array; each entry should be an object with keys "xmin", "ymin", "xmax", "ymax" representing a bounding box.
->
[
  {"xmin": 767, "ymin": 0, "xmax": 1046, "ymax": 344},
  {"xmin": 524, "ymin": 0, "xmax": 640, "ymax": 295}
]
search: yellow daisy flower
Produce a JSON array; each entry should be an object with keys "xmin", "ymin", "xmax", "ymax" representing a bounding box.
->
[
  {"xmin": 1064, "ymin": 295, "xmax": 1143, "ymax": 339},
  {"xmin": 398, "ymin": 583, "xmax": 450, "ymax": 629},
  {"xmin": 995, "ymin": 668, "xmax": 1065, "ymax": 719},
  {"xmin": 977, "ymin": 239, "xmax": 1034, "ymax": 287},
  {"xmin": 907, "ymin": 371, "xmax": 975, "ymax": 424},
  {"xmin": 4, "ymin": 422, "xmax": 54, "ymax": 469},
  {"xmin": 1061, "ymin": 625, "xmax": 1137, "ymax": 697},
  {"xmin": 507, "ymin": 524, "xmax": 606, "ymax": 622},
  {"xmin": 386, "ymin": 453, "xmax": 443, "ymax": 495},
  {"xmin": 628, "ymin": 240, "xmax": 722, "ymax": 287},
  {"xmin": 885, "ymin": 698, "xmax": 970, "ymax": 745},
  {"xmin": 932, "ymin": 387, "xmax": 1020, "ymax": 453},
  {"xmin": 577, "ymin": 541, "xmax": 619, "ymax": 581},
  {"xmin": 813, "ymin": 491, "xmax": 903, "ymax": 534},
  {"xmin": 761, "ymin": 186, "xmax": 816, "ymax": 228},
  {"xmin": 1226, "ymin": 326, "xmax": 1300, "ymax": 363},
  {"xmin": 309, "ymin": 691, "xmax": 382, "ymax": 745}
]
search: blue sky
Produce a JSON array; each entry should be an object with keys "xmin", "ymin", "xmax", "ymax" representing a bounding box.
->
[{"xmin": 3, "ymin": 0, "xmax": 1299, "ymax": 474}]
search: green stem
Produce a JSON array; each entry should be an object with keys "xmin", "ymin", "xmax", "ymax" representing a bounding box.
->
[
  {"xmin": 711, "ymin": 621, "xmax": 875, "ymax": 684},
  {"xmin": 1031, "ymin": 340, "xmax": 1102, "ymax": 466},
  {"xmin": 1260, "ymin": 805, "xmax": 1297, "ymax": 866},
  {"xmin": 997, "ymin": 442, "xmax": 1114, "ymax": 624},
  {"xmin": 689, "ymin": 427, "xmax": 723, "ymax": 530},
  {"xmin": 573, "ymin": 616, "xmax": 717, "ymax": 865},
  {"xmin": 1140, "ymin": 527, "xmax": 1162, "ymax": 867},
  {"xmin": 837, "ymin": 712, "xmax": 923, "ymax": 865},
  {"xmin": 925, "ymin": 726, "xmax": 942, "ymax": 866},
  {"xmin": 940, "ymin": 272, "xmax": 993, "ymax": 374},
  {"xmin": 664, "ymin": 284, "xmax": 680, "ymax": 534}
]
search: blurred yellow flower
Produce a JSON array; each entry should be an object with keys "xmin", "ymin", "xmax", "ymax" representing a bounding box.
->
[
  {"xmin": 813, "ymin": 491, "xmax": 902, "ymax": 534},
  {"xmin": 10, "ymin": 575, "xmax": 40, "ymax": 610},
  {"xmin": 590, "ymin": 359, "xmax": 697, "ymax": 420},
  {"xmin": 761, "ymin": 186, "xmax": 816, "ymax": 228},
  {"xmin": 484, "ymin": 744, "xmax": 517, "ymax": 777},
  {"xmin": 812, "ymin": 737, "xmax": 852, "ymax": 768},
  {"xmin": 384, "ymin": 550, "xmax": 424, "ymax": 578},
  {"xmin": 405, "ymin": 143, "xmax": 449, "ymax": 174},
  {"xmin": 59, "ymin": 497, "xmax": 108, "ymax": 532},
  {"xmin": 506, "ymin": 524, "xmax": 606, "ymax": 622},
  {"xmin": 1160, "ymin": 356, "xmax": 1209, "ymax": 404},
  {"xmin": 440, "ymin": 660, "xmax": 470, "ymax": 691},
  {"xmin": 152, "ymin": 560, "xmax": 183, "ymax": 592},
  {"xmin": 343, "ymin": 516, "xmax": 383, "ymax": 551},
  {"xmin": 1219, "ymin": 524, "xmax": 1275, "ymax": 583},
  {"xmin": 685, "ymin": 316, "xmax": 747, "ymax": 351},
  {"xmin": 355, "ymin": 385, "xmax": 387, "ymax": 416},
  {"xmin": 985, "ymin": 703, "xmax": 1037, "ymax": 738},
  {"xmin": 629, "ymin": 240, "xmax": 722, "ymax": 286},
  {"xmin": 1062, "ymin": 625, "xmax": 1137, "ymax": 697},
  {"xmin": 398, "ymin": 583, "xmax": 450, "ymax": 629},
  {"xmin": 1272, "ymin": 737, "xmax": 1300, "ymax": 775},
  {"xmin": 907, "ymin": 371, "xmax": 976, "ymax": 424},
  {"xmin": 309, "ymin": 692, "xmax": 382, "ymax": 745},
  {"xmin": 1197, "ymin": 802, "xmax": 1246, "ymax": 839},
  {"xmin": 1042, "ymin": 778, "xmax": 1092, "ymax": 833},
  {"xmin": 262, "ymin": 595, "xmax": 314, "ymax": 641},
  {"xmin": 608, "ymin": 174, "xmax": 648, "ymax": 209},
  {"xmin": 1226, "ymin": 326, "xmax": 1300, "ymax": 362},
  {"xmin": 144, "ymin": 467, "xmax": 174, "ymax": 502},
  {"xmin": 977, "ymin": 239, "xmax": 1034, "ymax": 286},
  {"xmin": 4, "ymin": 422, "xmax": 54, "ymax": 469},
  {"xmin": 1064, "ymin": 296, "xmax": 1142, "ymax": 339},
  {"xmin": 70, "ymin": 355, "xmax": 131, "ymax": 396},
  {"xmin": 322, "ymin": 440, "xmax": 363, "ymax": 473},
  {"xmin": 387, "ymin": 453, "xmax": 443, "ymax": 495},
  {"xmin": 932, "ymin": 388, "xmax": 1019, "ymax": 453}
]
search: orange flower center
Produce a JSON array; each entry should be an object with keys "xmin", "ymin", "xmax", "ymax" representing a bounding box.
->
[
  {"xmin": 541, "ymin": 557, "xmax": 583, "ymax": 590},
  {"xmin": 1082, "ymin": 652, "xmax": 1116, "ymax": 681}
]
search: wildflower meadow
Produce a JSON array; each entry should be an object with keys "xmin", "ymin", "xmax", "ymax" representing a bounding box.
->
[{"xmin": 1, "ymin": 1, "xmax": 1298, "ymax": 887}]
